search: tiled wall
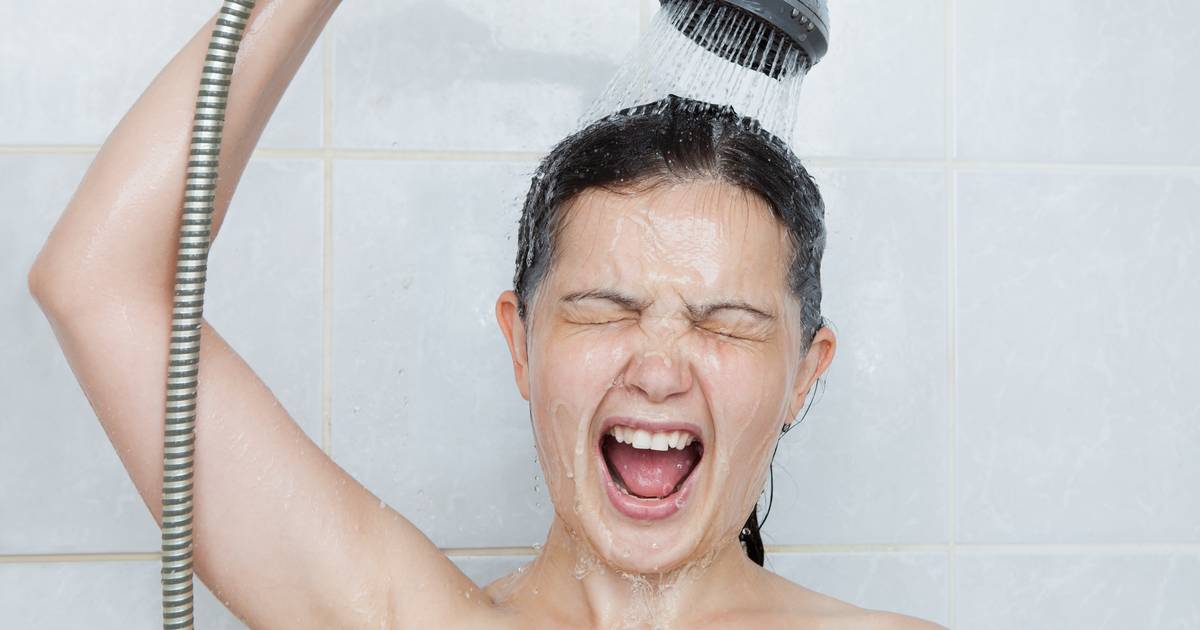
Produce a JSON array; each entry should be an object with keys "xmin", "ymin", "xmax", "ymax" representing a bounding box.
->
[{"xmin": 3, "ymin": 1, "xmax": 1198, "ymax": 628}]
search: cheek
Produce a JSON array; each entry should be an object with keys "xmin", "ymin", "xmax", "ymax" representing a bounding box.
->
[
  {"xmin": 526, "ymin": 330, "xmax": 634, "ymax": 496},
  {"xmin": 533, "ymin": 329, "xmax": 632, "ymax": 400},
  {"xmin": 692, "ymin": 339, "xmax": 791, "ymax": 497},
  {"xmin": 693, "ymin": 336, "xmax": 791, "ymax": 421}
]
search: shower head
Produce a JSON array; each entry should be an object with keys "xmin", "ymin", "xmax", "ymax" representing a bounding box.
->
[
  {"xmin": 585, "ymin": 0, "xmax": 825, "ymax": 141},
  {"xmin": 662, "ymin": 0, "xmax": 830, "ymax": 78}
]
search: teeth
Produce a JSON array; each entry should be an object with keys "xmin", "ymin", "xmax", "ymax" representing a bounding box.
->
[{"xmin": 607, "ymin": 426, "xmax": 698, "ymax": 452}]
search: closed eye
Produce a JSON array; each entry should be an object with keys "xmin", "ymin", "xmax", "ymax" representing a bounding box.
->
[
  {"xmin": 697, "ymin": 324, "xmax": 745, "ymax": 340},
  {"xmin": 576, "ymin": 316, "xmax": 636, "ymax": 326}
]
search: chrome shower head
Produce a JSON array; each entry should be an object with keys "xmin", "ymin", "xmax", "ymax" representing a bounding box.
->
[{"xmin": 662, "ymin": 0, "xmax": 830, "ymax": 78}]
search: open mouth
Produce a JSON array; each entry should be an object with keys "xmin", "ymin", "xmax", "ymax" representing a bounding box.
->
[{"xmin": 599, "ymin": 424, "xmax": 704, "ymax": 505}]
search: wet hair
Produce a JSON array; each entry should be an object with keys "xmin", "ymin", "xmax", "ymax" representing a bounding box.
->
[{"xmin": 512, "ymin": 94, "xmax": 826, "ymax": 566}]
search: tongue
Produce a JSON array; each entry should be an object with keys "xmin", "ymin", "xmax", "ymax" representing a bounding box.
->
[{"xmin": 605, "ymin": 440, "xmax": 700, "ymax": 498}]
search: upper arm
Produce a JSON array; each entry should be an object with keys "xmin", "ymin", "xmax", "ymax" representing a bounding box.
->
[{"xmin": 31, "ymin": 294, "xmax": 491, "ymax": 628}]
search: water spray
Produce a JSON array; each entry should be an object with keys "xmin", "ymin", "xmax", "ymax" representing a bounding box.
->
[
  {"xmin": 667, "ymin": 0, "xmax": 829, "ymax": 76},
  {"xmin": 584, "ymin": 0, "xmax": 830, "ymax": 143}
]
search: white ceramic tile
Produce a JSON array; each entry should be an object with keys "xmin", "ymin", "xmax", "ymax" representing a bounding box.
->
[
  {"xmin": 0, "ymin": 561, "xmax": 247, "ymax": 629},
  {"xmin": 331, "ymin": 159, "xmax": 552, "ymax": 548},
  {"xmin": 956, "ymin": 170, "xmax": 1200, "ymax": 543},
  {"xmin": 956, "ymin": 551, "xmax": 1200, "ymax": 630},
  {"xmin": 767, "ymin": 551, "xmax": 949, "ymax": 626},
  {"xmin": 451, "ymin": 554, "xmax": 536, "ymax": 589},
  {"xmin": 791, "ymin": 0, "xmax": 946, "ymax": 159},
  {"xmin": 956, "ymin": 0, "xmax": 1200, "ymax": 164},
  {"xmin": 331, "ymin": 0, "xmax": 640, "ymax": 152},
  {"xmin": 762, "ymin": 167, "xmax": 950, "ymax": 545},
  {"xmin": 0, "ymin": 3, "xmax": 322, "ymax": 147},
  {"xmin": 1, "ymin": 156, "xmax": 323, "ymax": 553}
]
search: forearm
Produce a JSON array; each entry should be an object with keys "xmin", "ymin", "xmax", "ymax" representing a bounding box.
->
[{"xmin": 28, "ymin": 0, "xmax": 339, "ymax": 309}]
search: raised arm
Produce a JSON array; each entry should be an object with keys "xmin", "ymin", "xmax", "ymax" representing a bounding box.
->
[{"xmin": 26, "ymin": 2, "xmax": 490, "ymax": 628}]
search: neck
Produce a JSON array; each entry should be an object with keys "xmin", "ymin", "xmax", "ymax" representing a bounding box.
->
[{"xmin": 489, "ymin": 517, "xmax": 765, "ymax": 628}]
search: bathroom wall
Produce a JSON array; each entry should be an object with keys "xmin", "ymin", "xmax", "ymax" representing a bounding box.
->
[{"xmin": 3, "ymin": 0, "xmax": 1199, "ymax": 627}]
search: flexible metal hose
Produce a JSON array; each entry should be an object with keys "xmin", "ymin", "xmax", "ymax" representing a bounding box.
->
[{"xmin": 161, "ymin": 2, "xmax": 255, "ymax": 628}]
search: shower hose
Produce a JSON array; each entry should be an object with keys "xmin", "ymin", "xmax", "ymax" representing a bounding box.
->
[{"xmin": 161, "ymin": 1, "xmax": 254, "ymax": 628}]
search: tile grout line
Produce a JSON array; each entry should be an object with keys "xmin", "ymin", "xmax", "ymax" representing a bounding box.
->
[
  {"xmin": 6, "ymin": 543, "xmax": 1200, "ymax": 564},
  {"xmin": 945, "ymin": 0, "xmax": 959, "ymax": 626},
  {"xmin": 321, "ymin": 30, "xmax": 334, "ymax": 457},
  {"xmin": 6, "ymin": 143, "xmax": 1200, "ymax": 173}
]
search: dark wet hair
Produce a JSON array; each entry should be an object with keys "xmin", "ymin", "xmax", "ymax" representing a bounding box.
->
[{"xmin": 512, "ymin": 94, "xmax": 826, "ymax": 566}]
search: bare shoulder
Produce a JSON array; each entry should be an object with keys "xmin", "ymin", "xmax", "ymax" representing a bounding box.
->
[
  {"xmin": 850, "ymin": 609, "xmax": 948, "ymax": 630},
  {"xmin": 757, "ymin": 565, "xmax": 947, "ymax": 629}
]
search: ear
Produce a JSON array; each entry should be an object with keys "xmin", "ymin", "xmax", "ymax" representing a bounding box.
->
[
  {"xmin": 786, "ymin": 325, "xmax": 836, "ymax": 424},
  {"xmin": 495, "ymin": 290, "xmax": 531, "ymax": 401}
]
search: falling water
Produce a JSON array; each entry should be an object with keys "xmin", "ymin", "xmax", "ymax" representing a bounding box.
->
[{"xmin": 581, "ymin": 0, "xmax": 811, "ymax": 144}]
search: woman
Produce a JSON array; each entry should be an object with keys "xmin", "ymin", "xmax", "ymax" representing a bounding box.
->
[{"xmin": 27, "ymin": 1, "xmax": 944, "ymax": 628}]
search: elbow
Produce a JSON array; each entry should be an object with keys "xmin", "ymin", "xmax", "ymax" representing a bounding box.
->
[
  {"xmin": 26, "ymin": 258, "xmax": 52, "ymax": 305},
  {"xmin": 26, "ymin": 267, "xmax": 60, "ymax": 316},
  {"xmin": 28, "ymin": 256, "xmax": 161, "ymax": 320},
  {"xmin": 26, "ymin": 255, "xmax": 77, "ymax": 315}
]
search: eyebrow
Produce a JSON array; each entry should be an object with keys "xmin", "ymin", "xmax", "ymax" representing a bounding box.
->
[
  {"xmin": 560, "ymin": 288, "xmax": 651, "ymax": 312},
  {"xmin": 560, "ymin": 288, "xmax": 775, "ymax": 321},
  {"xmin": 687, "ymin": 299, "xmax": 775, "ymax": 322}
]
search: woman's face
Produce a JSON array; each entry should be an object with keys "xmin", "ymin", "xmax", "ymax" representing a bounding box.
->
[{"xmin": 496, "ymin": 178, "xmax": 832, "ymax": 573}]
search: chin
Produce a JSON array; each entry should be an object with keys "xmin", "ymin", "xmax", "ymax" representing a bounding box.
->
[{"xmin": 578, "ymin": 512, "xmax": 711, "ymax": 575}]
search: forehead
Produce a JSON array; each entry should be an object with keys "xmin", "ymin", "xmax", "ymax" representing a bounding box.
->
[{"xmin": 550, "ymin": 179, "xmax": 793, "ymax": 295}]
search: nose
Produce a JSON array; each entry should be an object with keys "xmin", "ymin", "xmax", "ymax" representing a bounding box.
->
[{"xmin": 616, "ymin": 316, "xmax": 694, "ymax": 403}]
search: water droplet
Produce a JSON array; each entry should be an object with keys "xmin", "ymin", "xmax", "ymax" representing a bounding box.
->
[
  {"xmin": 565, "ymin": 470, "xmax": 574, "ymax": 479},
  {"xmin": 650, "ymin": 542, "xmax": 659, "ymax": 550},
  {"xmin": 378, "ymin": 499, "xmax": 386, "ymax": 509},
  {"xmin": 533, "ymin": 484, "xmax": 540, "ymax": 493},
  {"xmin": 531, "ymin": 542, "xmax": 543, "ymax": 551}
]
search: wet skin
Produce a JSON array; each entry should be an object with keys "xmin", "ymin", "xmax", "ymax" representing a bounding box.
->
[{"xmin": 485, "ymin": 179, "xmax": 876, "ymax": 628}]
